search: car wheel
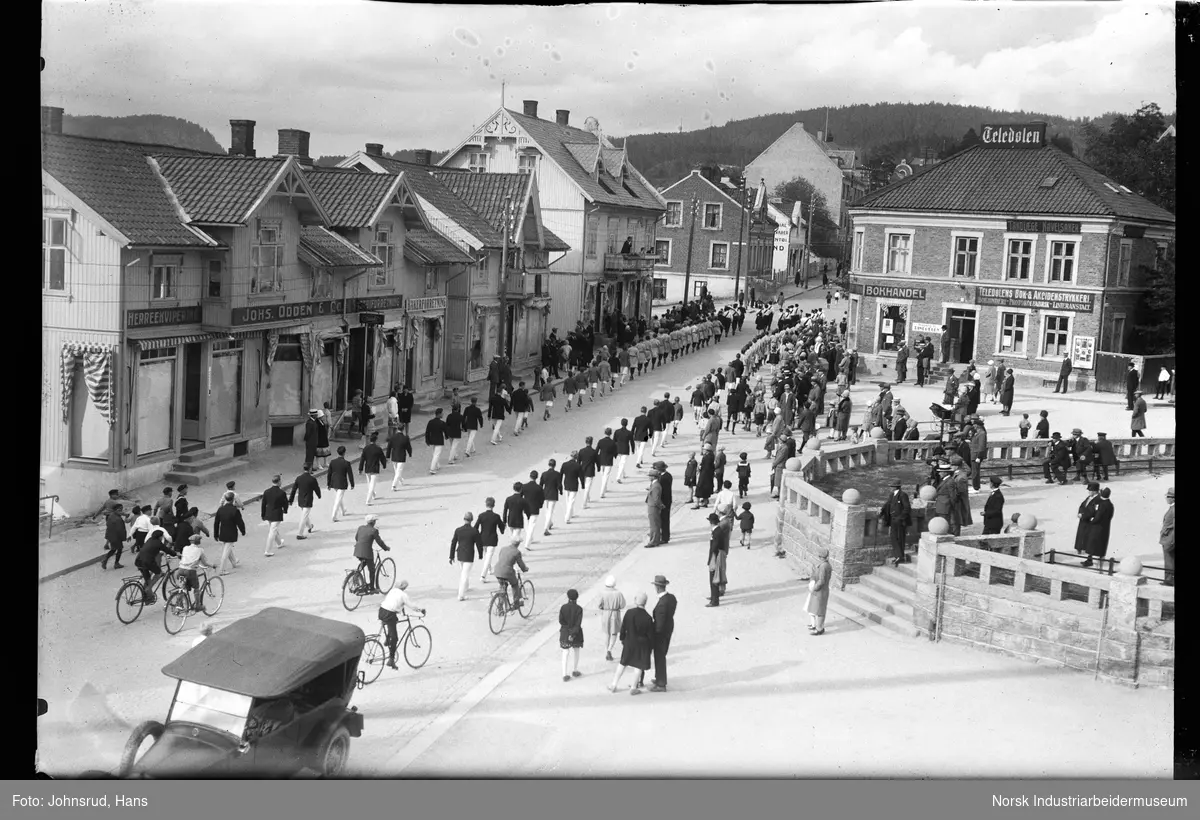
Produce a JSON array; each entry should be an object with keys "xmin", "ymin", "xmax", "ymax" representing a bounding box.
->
[
  {"xmin": 316, "ymin": 724, "xmax": 351, "ymax": 778},
  {"xmin": 118, "ymin": 720, "xmax": 164, "ymax": 777}
]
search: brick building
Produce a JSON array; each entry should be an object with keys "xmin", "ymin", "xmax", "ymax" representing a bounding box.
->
[{"xmin": 845, "ymin": 124, "xmax": 1174, "ymax": 385}]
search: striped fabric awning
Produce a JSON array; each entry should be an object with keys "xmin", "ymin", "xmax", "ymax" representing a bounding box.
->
[
  {"xmin": 60, "ymin": 342, "xmax": 115, "ymax": 427},
  {"xmin": 133, "ymin": 332, "xmax": 218, "ymax": 349}
]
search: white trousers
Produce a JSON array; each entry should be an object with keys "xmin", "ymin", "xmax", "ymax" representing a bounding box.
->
[
  {"xmin": 651, "ymin": 430, "xmax": 665, "ymax": 455},
  {"xmin": 541, "ymin": 500, "xmax": 557, "ymax": 533},
  {"xmin": 447, "ymin": 438, "xmax": 461, "ymax": 462},
  {"xmin": 429, "ymin": 445, "xmax": 443, "ymax": 472},
  {"xmin": 490, "ymin": 419, "xmax": 504, "ymax": 443},
  {"xmin": 563, "ymin": 491, "xmax": 577, "ymax": 523},
  {"xmin": 513, "ymin": 412, "xmax": 529, "ymax": 435},
  {"xmin": 523, "ymin": 515, "xmax": 538, "ymax": 549},
  {"xmin": 296, "ymin": 506, "xmax": 313, "ymax": 537},
  {"xmin": 331, "ymin": 489, "xmax": 348, "ymax": 520},
  {"xmin": 615, "ymin": 454, "xmax": 629, "ymax": 482},
  {"xmin": 457, "ymin": 560, "xmax": 473, "ymax": 599},
  {"xmin": 365, "ymin": 474, "xmax": 379, "ymax": 503},
  {"xmin": 465, "ymin": 429, "xmax": 478, "ymax": 454},
  {"xmin": 265, "ymin": 521, "xmax": 282, "ymax": 554},
  {"xmin": 580, "ymin": 476, "xmax": 593, "ymax": 507},
  {"xmin": 635, "ymin": 441, "xmax": 648, "ymax": 466},
  {"xmin": 479, "ymin": 546, "xmax": 495, "ymax": 580},
  {"xmin": 597, "ymin": 466, "xmax": 612, "ymax": 498},
  {"xmin": 391, "ymin": 462, "xmax": 405, "ymax": 489}
]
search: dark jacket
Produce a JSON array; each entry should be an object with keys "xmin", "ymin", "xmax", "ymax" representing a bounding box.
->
[
  {"xmin": 502, "ymin": 492, "xmax": 532, "ymax": 529},
  {"xmin": 213, "ymin": 504, "xmax": 246, "ymax": 543},
  {"xmin": 451, "ymin": 522, "xmax": 482, "ymax": 563},
  {"xmin": 327, "ymin": 457, "xmax": 355, "ymax": 490},
  {"xmin": 445, "ymin": 409, "xmax": 464, "ymax": 438},
  {"xmin": 136, "ymin": 534, "xmax": 178, "ymax": 568},
  {"xmin": 260, "ymin": 485, "xmax": 289, "ymax": 523},
  {"xmin": 353, "ymin": 524, "xmax": 388, "ymax": 560},
  {"xmin": 560, "ymin": 459, "xmax": 582, "ymax": 492},
  {"xmin": 577, "ymin": 445, "xmax": 597, "ymax": 477},
  {"xmin": 386, "ymin": 432, "xmax": 413, "ymax": 463},
  {"xmin": 105, "ymin": 511, "xmax": 128, "ymax": 543},
  {"xmin": 658, "ymin": 470, "xmax": 673, "ymax": 506},
  {"xmin": 1059, "ymin": 358, "xmax": 1073, "ymax": 378},
  {"xmin": 613, "ymin": 426, "xmax": 634, "ymax": 455},
  {"xmin": 359, "ymin": 443, "xmax": 387, "ymax": 474},
  {"xmin": 879, "ymin": 490, "xmax": 912, "ymax": 529},
  {"xmin": 488, "ymin": 395, "xmax": 511, "ymax": 421},
  {"xmin": 424, "ymin": 417, "xmax": 447, "ymax": 446},
  {"xmin": 631, "ymin": 414, "xmax": 650, "ymax": 442},
  {"xmin": 1073, "ymin": 436, "xmax": 1094, "ymax": 466},
  {"xmin": 596, "ymin": 436, "xmax": 618, "ymax": 467},
  {"xmin": 539, "ymin": 468, "xmax": 563, "ymax": 501},
  {"xmin": 982, "ymin": 489, "xmax": 1005, "ymax": 534},
  {"xmin": 463, "ymin": 403, "xmax": 484, "ymax": 431},
  {"xmin": 511, "ymin": 388, "xmax": 532, "ymax": 413},
  {"xmin": 289, "ymin": 473, "xmax": 322, "ymax": 507},
  {"xmin": 474, "ymin": 510, "xmax": 505, "ymax": 547},
  {"xmin": 521, "ymin": 480, "xmax": 545, "ymax": 514},
  {"xmin": 652, "ymin": 591, "xmax": 677, "ymax": 639},
  {"xmin": 618, "ymin": 607, "xmax": 655, "ymax": 671},
  {"xmin": 1094, "ymin": 438, "xmax": 1118, "ymax": 467},
  {"xmin": 396, "ymin": 392, "xmax": 414, "ymax": 423}
]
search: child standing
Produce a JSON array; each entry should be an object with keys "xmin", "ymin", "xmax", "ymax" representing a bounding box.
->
[
  {"xmin": 684, "ymin": 452, "xmax": 699, "ymax": 504},
  {"xmin": 736, "ymin": 502, "xmax": 755, "ymax": 548},
  {"xmin": 539, "ymin": 379, "xmax": 557, "ymax": 422},
  {"xmin": 1018, "ymin": 413, "xmax": 1032, "ymax": 439},
  {"xmin": 753, "ymin": 393, "xmax": 767, "ymax": 436},
  {"xmin": 736, "ymin": 452, "xmax": 751, "ymax": 498}
]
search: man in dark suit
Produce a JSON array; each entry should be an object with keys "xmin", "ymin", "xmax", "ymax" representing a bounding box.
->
[
  {"xmin": 450, "ymin": 511, "xmax": 482, "ymax": 601},
  {"xmin": 596, "ymin": 427, "xmax": 618, "ymax": 498},
  {"xmin": 982, "ymin": 476, "xmax": 1005, "ymax": 534},
  {"xmin": 576, "ymin": 436, "xmax": 598, "ymax": 509},
  {"xmin": 654, "ymin": 460, "xmax": 673, "ymax": 543},
  {"xmin": 520, "ymin": 470, "xmax": 546, "ymax": 550},
  {"xmin": 649, "ymin": 574, "xmax": 677, "ymax": 693},
  {"xmin": 100, "ymin": 503, "xmax": 128, "ymax": 570},
  {"xmin": 260, "ymin": 474, "xmax": 289, "ymax": 557},
  {"xmin": 1160, "ymin": 487, "xmax": 1175, "ymax": 586},
  {"xmin": 706, "ymin": 512, "xmax": 732, "ymax": 606},
  {"xmin": 386, "ymin": 427, "xmax": 412, "ymax": 490},
  {"xmin": 425, "ymin": 408, "xmax": 448, "ymax": 473},
  {"xmin": 502, "ymin": 482, "xmax": 533, "ymax": 547},
  {"xmin": 396, "ymin": 385, "xmax": 414, "ymax": 435},
  {"xmin": 1070, "ymin": 428, "xmax": 1094, "ymax": 483},
  {"xmin": 631, "ymin": 407, "xmax": 651, "ymax": 468},
  {"xmin": 560, "ymin": 451, "xmax": 583, "ymax": 524},
  {"xmin": 1055, "ymin": 355, "xmax": 1073, "ymax": 393},
  {"xmin": 895, "ymin": 342, "xmax": 909, "ymax": 383},
  {"xmin": 613, "ymin": 418, "xmax": 634, "ymax": 483},
  {"xmin": 213, "ymin": 491, "xmax": 246, "ymax": 574},
  {"xmin": 539, "ymin": 459, "xmax": 563, "ymax": 536},
  {"xmin": 474, "ymin": 497, "xmax": 505, "ymax": 583},
  {"xmin": 358, "ymin": 431, "xmax": 388, "ymax": 504},
  {"xmin": 879, "ymin": 480, "xmax": 912, "ymax": 566},
  {"xmin": 1125, "ymin": 361, "xmax": 1140, "ymax": 410},
  {"xmin": 288, "ymin": 464, "xmax": 321, "ymax": 540},
  {"xmin": 327, "ymin": 445, "xmax": 355, "ymax": 522}
]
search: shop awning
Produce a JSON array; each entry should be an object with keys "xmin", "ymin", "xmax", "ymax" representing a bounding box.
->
[
  {"xmin": 131, "ymin": 330, "xmax": 221, "ymax": 349},
  {"xmin": 404, "ymin": 229, "xmax": 476, "ymax": 266},
  {"xmin": 299, "ymin": 226, "xmax": 384, "ymax": 269}
]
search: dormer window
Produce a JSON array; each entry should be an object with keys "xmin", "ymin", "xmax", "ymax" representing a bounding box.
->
[
  {"xmin": 151, "ymin": 254, "xmax": 181, "ymax": 300},
  {"xmin": 469, "ymin": 152, "xmax": 488, "ymax": 173},
  {"xmin": 370, "ymin": 222, "xmax": 395, "ymax": 288},
  {"xmin": 518, "ymin": 154, "xmax": 537, "ymax": 175},
  {"xmin": 250, "ymin": 219, "xmax": 284, "ymax": 295}
]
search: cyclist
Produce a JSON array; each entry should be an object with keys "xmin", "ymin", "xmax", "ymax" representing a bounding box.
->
[
  {"xmin": 353, "ymin": 513, "xmax": 391, "ymax": 593},
  {"xmin": 379, "ymin": 580, "xmax": 425, "ymax": 669},
  {"xmin": 134, "ymin": 529, "xmax": 179, "ymax": 604},
  {"xmin": 178, "ymin": 534, "xmax": 218, "ymax": 611},
  {"xmin": 491, "ymin": 535, "xmax": 529, "ymax": 610}
]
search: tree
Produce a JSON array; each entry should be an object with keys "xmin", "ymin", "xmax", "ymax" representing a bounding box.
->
[
  {"xmin": 1082, "ymin": 102, "xmax": 1175, "ymax": 214},
  {"xmin": 1133, "ymin": 245, "xmax": 1175, "ymax": 353},
  {"xmin": 773, "ymin": 176, "xmax": 836, "ymax": 233}
]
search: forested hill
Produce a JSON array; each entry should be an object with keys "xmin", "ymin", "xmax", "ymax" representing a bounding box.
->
[
  {"xmin": 60, "ymin": 114, "xmax": 226, "ymax": 153},
  {"xmin": 618, "ymin": 102, "xmax": 1172, "ymax": 187}
]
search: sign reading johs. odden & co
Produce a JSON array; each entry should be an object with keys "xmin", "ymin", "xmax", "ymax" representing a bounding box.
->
[
  {"xmin": 975, "ymin": 286, "xmax": 1095, "ymax": 313},
  {"xmin": 230, "ymin": 299, "xmax": 345, "ymax": 326},
  {"xmin": 980, "ymin": 123, "xmax": 1046, "ymax": 148}
]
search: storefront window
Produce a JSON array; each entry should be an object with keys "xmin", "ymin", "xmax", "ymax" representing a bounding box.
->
[
  {"xmin": 210, "ymin": 341, "xmax": 243, "ymax": 437},
  {"xmin": 877, "ymin": 305, "xmax": 907, "ymax": 352},
  {"xmin": 69, "ymin": 358, "xmax": 111, "ymax": 462},
  {"xmin": 999, "ymin": 313, "xmax": 1027, "ymax": 355},
  {"xmin": 137, "ymin": 347, "xmax": 176, "ymax": 455},
  {"xmin": 269, "ymin": 335, "xmax": 304, "ymax": 418},
  {"xmin": 470, "ymin": 313, "xmax": 486, "ymax": 371}
]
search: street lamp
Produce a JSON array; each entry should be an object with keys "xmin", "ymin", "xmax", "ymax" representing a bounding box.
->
[{"xmin": 682, "ymin": 197, "xmax": 700, "ymax": 306}]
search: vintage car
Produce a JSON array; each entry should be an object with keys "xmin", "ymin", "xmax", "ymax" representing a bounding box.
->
[{"xmin": 119, "ymin": 607, "xmax": 367, "ymax": 778}]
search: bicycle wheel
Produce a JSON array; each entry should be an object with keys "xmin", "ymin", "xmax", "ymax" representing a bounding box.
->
[
  {"xmin": 487, "ymin": 593, "xmax": 508, "ymax": 635},
  {"xmin": 342, "ymin": 570, "xmax": 365, "ymax": 612},
  {"xmin": 201, "ymin": 576, "xmax": 225, "ymax": 616},
  {"xmin": 163, "ymin": 591, "xmax": 190, "ymax": 635},
  {"xmin": 360, "ymin": 638, "xmax": 386, "ymax": 685},
  {"xmin": 403, "ymin": 625, "xmax": 433, "ymax": 669},
  {"xmin": 518, "ymin": 580, "xmax": 536, "ymax": 619},
  {"xmin": 116, "ymin": 581, "xmax": 145, "ymax": 625},
  {"xmin": 376, "ymin": 558, "xmax": 396, "ymax": 593}
]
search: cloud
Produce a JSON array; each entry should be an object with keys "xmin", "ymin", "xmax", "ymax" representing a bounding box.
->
[{"xmin": 40, "ymin": 1, "xmax": 1175, "ymax": 156}]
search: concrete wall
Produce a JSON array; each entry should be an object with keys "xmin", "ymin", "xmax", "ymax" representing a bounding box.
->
[{"xmin": 914, "ymin": 533, "xmax": 1174, "ymax": 688}]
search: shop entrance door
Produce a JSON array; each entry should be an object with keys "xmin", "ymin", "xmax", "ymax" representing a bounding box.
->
[
  {"xmin": 947, "ymin": 309, "xmax": 977, "ymax": 363},
  {"xmin": 505, "ymin": 305, "xmax": 517, "ymax": 360},
  {"xmin": 347, "ymin": 327, "xmax": 376, "ymax": 401},
  {"xmin": 181, "ymin": 342, "xmax": 203, "ymax": 443}
]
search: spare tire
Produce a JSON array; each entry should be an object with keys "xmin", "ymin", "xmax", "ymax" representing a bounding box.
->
[{"xmin": 118, "ymin": 720, "xmax": 164, "ymax": 777}]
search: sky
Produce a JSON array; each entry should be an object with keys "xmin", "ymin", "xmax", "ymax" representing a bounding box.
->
[{"xmin": 41, "ymin": 1, "xmax": 1176, "ymax": 158}]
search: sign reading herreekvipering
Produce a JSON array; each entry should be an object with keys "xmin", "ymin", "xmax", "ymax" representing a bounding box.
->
[
  {"xmin": 975, "ymin": 286, "xmax": 1095, "ymax": 313},
  {"xmin": 980, "ymin": 123, "xmax": 1046, "ymax": 148}
]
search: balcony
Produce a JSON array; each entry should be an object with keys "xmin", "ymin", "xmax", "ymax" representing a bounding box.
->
[
  {"xmin": 506, "ymin": 271, "xmax": 548, "ymax": 296},
  {"xmin": 603, "ymin": 253, "xmax": 658, "ymax": 273}
]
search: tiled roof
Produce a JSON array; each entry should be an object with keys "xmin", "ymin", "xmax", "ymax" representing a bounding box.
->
[
  {"xmin": 153, "ymin": 154, "xmax": 287, "ymax": 224},
  {"xmin": 564, "ymin": 143, "xmax": 599, "ymax": 173},
  {"xmin": 404, "ymin": 228, "xmax": 476, "ymax": 265},
  {"xmin": 371, "ymin": 157, "xmax": 503, "ymax": 246},
  {"xmin": 520, "ymin": 218, "xmax": 571, "ymax": 251},
  {"xmin": 430, "ymin": 169, "xmax": 529, "ymax": 237},
  {"xmin": 40, "ymin": 132, "xmax": 217, "ymax": 247},
  {"xmin": 855, "ymin": 145, "xmax": 1175, "ymax": 223},
  {"xmin": 505, "ymin": 109, "xmax": 662, "ymax": 211},
  {"xmin": 299, "ymin": 226, "xmax": 382, "ymax": 268},
  {"xmin": 305, "ymin": 167, "xmax": 398, "ymax": 227}
]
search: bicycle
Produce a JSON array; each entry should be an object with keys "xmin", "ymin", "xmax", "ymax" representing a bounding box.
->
[
  {"xmin": 341, "ymin": 548, "xmax": 396, "ymax": 612},
  {"xmin": 115, "ymin": 556, "xmax": 185, "ymax": 624},
  {"xmin": 487, "ymin": 571, "xmax": 535, "ymax": 635},
  {"xmin": 163, "ymin": 571, "xmax": 225, "ymax": 635},
  {"xmin": 359, "ymin": 611, "xmax": 432, "ymax": 684}
]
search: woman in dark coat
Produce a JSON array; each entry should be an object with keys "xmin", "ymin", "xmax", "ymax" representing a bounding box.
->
[
  {"xmin": 1074, "ymin": 483, "xmax": 1107, "ymax": 566},
  {"xmin": 999, "ymin": 369, "xmax": 1015, "ymax": 416},
  {"xmin": 694, "ymin": 444, "xmax": 716, "ymax": 508},
  {"xmin": 608, "ymin": 591, "xmax": 654, "ymax": 694},
  {"xmin": 559, "ymin": 588, "xmax": 584, "ymax": 682},
  {"xmin": 966, "ymin": 378, "xmax": 982, "ymax": 416},
  {"xmin": 951, "ymin": 461, "xmax": 973, "ymax": 534}
]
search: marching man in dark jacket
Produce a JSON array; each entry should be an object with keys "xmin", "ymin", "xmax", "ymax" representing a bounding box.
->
[
  {"xmin": 577, "ymin": 436, "xmax": 598, "ymax": 509},
  {"xmin": 327, "ymin": 445, "xmax": 355, "ymax": 522},
  {"xmin": 539, "ymin": 459, "xmax": 563, "ymax": 537},
  {"xmin": 474, "ymin": 497, "xmax": 505, "ymax": 583},
  {"xmin": 879, "ymin": 480, "xmax": 912, "ymax": 566},
  {"xmin": 358, "ymin": 431, "xmax": 388, "ymax": 504},
  {"xmin": 614, "ymin": 418, "xmax": 635, "ymax": 483},
  {"xmin": 561, "ymin": 451, "xmax": 583, "ymax": 524},
  {"xmin": 488, "ymin": 389, "xmax": 511, "ymax": 445},
  {"xmin": 520, "ymin": 470, "xmax": 546, "ymax": 550},
  {"xmin": 502, "ymin": 482, "xmax": 533, "ymax": 547},
  {"xmin": 425, "ymin": 408, "xmax": 447, "ymax": 474},
  {"xmin": 213, "ymin": 491, "xmax": 246, "ymax": 575},
  {"xmin": 596, "ymin": 428, "xmax": 618, "ymax": 498},
  {"xmin": 386, "ymin": 427, "xmax": 412, "ymax": 490},
  {"xmin": 450, "ymin": 511, "xmax": 482, "ymax": 601},
  {"xmin": 463, "ymin": 396, "xmax": 485, "ymax": 457},
  {"xmin": 288, "ymin": 464, "xmax": 321, "ymax": 540},
  {"xmin": 260, "ymin": 474, "xmax": 289, "ymax": 557}
]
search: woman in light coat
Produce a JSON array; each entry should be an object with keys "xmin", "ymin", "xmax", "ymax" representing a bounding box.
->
[
  {"xmin": 806, "ymin": 546, "xmax": 832, "ymax": 635},
  {"xmin": 596, "ymin": 575, "xmax": 626, "ymax": 663}
]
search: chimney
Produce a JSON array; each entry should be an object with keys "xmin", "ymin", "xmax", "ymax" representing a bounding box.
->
[
  {"xmin": 41, "ymin": 106, "xmax": 64, "ymax": 135},
  {"xmin": 523, "ymin": 100, "xmax": 538, "ymax": 118},
  {"xmin": 556, "ymin": 109, "xmax": 570, "ymax": 126},
  {"xmin": 365, "ymin": 143, "xmax": 384, "ymax": 157},
  {"xmin": 698, "ymin": 164, "xmax": 721, "ymax": 185},
  {"xmin": 229, "ymin": 119, "xmax": 256, "ymax": 157},
  {"xmin": 277, "ymin": 129, "xmax": 312, "ymax": 165},
  {"xmin": 413, "ymin": 149, "xmax": 432, "ymax": 166},
  {"xmin": 816, "ymin": 130, "xmax": 824, "ymax": 143}
]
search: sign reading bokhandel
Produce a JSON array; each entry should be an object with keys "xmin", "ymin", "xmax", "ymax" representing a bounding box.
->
[
  {"xmin": 980, "ymin": 123, "xmax": 1046, "ymax": 148},
  {"xmin": 230, "ymin": 299, "xmax": 345, "ymax": 326},
  {"xmin": 976, "ymin": 286, "xmax": 1094, "ymax": 313},
  {"xmin": 127, "ymin": 305, "xmax": 202, "ymax": 328},
  {"xmin": 863, "ymin": 284, "xmax": 927, "ymax": 301}
]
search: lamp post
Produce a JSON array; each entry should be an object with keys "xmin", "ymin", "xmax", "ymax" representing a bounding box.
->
[
  {"xmin": 734, "ymin": 179, "xmax": 747, "ymax": 304},
  {"xmin": 496, "ymin": 195, "xmax": 514, "ymax": 360},
  {"xmin": 682, "ymin": 197, "xmax": 700, "ymax": 306},
  {"xmin": 801, "ymin": 189, "xmax": 817, "ymax": 289}
]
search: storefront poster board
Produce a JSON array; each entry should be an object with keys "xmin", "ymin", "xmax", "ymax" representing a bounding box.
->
[
  {"xmin": 1071, "ymin": 335, "xmax": 1096, "ymax": 370},
  {"xmin": 882, "ymin": 318, "xmax": 894, "ymax": 334}
]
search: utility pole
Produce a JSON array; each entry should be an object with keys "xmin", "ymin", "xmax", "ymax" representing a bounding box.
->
[
  {"xmin": 496, "ymin": 195, "xmax": 513, "ymax": 360},
  {"xmin": 682, "ymin": 198, "xmax": 699, "ymax": 306},
  {"xmin": 734, "ymin": 179, "xmax": 747, "ymax": 304},
  {"xmin": 801, "ymin": 189, "xmax": 816, "ymax": 289}
]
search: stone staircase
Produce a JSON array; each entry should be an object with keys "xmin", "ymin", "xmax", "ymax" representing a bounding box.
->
[
  {"xmin": 163, "ymin": 448, "xmax": 250, "ymax": 486},
  {"xmin": 827, "ymin": 548, "xmax": 923, "ymax": 638}
]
